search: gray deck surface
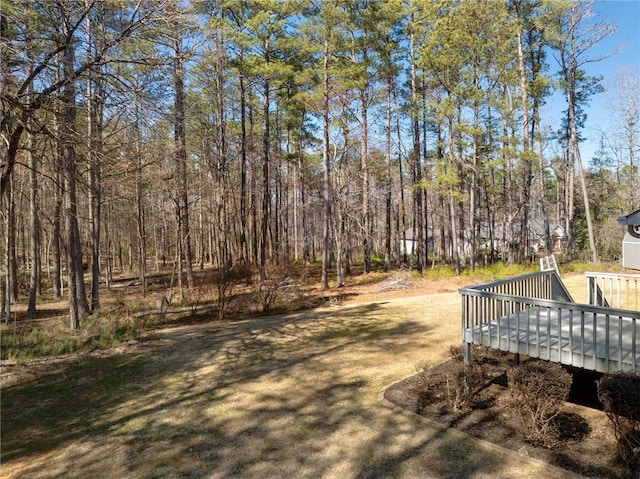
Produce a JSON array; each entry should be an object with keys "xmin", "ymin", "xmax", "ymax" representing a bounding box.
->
[{"xmin": 464, "ymin": 307, "xmax": 638, "ymax": 373}]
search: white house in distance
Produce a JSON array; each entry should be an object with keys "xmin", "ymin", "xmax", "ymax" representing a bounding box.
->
[
  {"xmin": 402, "ymin": 219, "xmax": 566, "ymax": 260},
  {"xmin": 401, "ymin": 228, "xmax": 435, "ymax": 257}
]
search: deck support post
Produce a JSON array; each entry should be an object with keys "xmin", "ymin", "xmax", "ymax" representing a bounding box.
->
[
  {"xmin": 514, "ymin": 353, "xmax": 520, "ymax": 365},
  {"xmin": 463, "ymin": 341, "xmax": 471, "ymax": 366}
]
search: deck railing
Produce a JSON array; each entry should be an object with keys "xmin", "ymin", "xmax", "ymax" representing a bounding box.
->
[
  {"xmin": 460, "ymin": 270, "xmax": 640, "ymax": 373},
  {"xmin": 586, "ymin": 272, "xmax": 640, "ymax": 311}
]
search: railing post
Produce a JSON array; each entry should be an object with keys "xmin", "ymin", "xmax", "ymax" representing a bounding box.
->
[{"xmin": 463, "ymin": 341, "xmax": 471, "ymax": 366}]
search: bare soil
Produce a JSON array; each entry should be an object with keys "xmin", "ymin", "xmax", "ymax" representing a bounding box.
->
[{"xmin": 384, "ymin": 352, "xmax": 638, "ymax": 479}]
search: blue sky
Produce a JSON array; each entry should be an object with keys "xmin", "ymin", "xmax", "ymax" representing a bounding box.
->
[{"xmin": 548, "ymin": 0, "xmax": 640, "ymax": 165}]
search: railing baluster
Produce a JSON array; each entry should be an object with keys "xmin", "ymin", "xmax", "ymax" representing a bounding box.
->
[
  {"xmin": 633, "ymin": 320, "xmax": 637, "ymax": 373},
  {"xmin": 460, "ymin": 271, "xmax": 639, "ymax": 373},
  {"xmin": 580, "ymin": 310, "xmax": 585, "ymax": 369},
  {"xmin": 557, "ymin": 306, "xmax": 562, "ymax": 362},
  {"xmin": 619, "ymin": 315, "xmax": 623, "ymax": 372},
  {"xmin": 477, "ymin": 295, "xmax": 482, "ymax": 346},
  {"xmin": 592, "ymin": 312, "xmax": 597, "ymax": 371},
  {"xmin": 535, "ymin": 304, "xmax": 540, "ymax": 358},
  {"xmin": 547, "ymin": 305, "xmax": 552, "ymax": 361},
  {"xmin": 526, "ymin": 302, "xmax": 531, "ymax": 356},
  {"xmin": 569, "ymin": 309, "xmax": 574, "ymax": 365},
  {"xmin": 605, "ymin": 314, "xmax": 610, "ymax": 372}
]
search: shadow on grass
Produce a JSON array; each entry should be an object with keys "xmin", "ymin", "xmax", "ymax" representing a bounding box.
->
[{"xmin": 1, "ymin": 300, "xmax": 541, "ymax": 478}]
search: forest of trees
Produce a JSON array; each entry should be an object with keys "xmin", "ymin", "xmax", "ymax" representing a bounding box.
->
[{"xmin": 1, "ymin": 0, "xmax": 638, "ymax": 327}]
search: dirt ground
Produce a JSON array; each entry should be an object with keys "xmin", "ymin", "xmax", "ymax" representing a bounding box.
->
[
  {"xmin": 383, "ymin": 354, "xmax": 636, "ymax": 479},
  {"xmin": 0, "ymin": 271, "xmax": 615, "ymax": 479},
  {"xmin": 378, "ymin": 273, "xmax": 638, "ymax": 479}
]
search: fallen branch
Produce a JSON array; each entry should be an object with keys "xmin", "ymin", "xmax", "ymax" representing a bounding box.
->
[{"xmin": 132, "ymin": 302, "xmax": 217, "ymax": 318}]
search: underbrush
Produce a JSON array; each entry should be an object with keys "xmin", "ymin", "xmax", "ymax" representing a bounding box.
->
[
  {"xmin": 1, "ymin": 313, "xmax": 144, "ymax": 361},
  {"xmin": 0, "ymin": 259, "xmax": 606, "ymax": 363},
  {"xmin": 506, "ymin": 361, "xmax": 573, "ymax": 448},
  {"xmin": 561, "ymin": 260, "xmax": 624, "ymax": 274},
  {"xmin": 463, "ymin": 262, "xmax": 536, "ymax": 282},
  {"xmin": 598, "ymin": 372, "xmax": 640, "ymax": 469},
  {"xmin": 413, "ymin": 262, "xmax": 537, "ymax": 282}
]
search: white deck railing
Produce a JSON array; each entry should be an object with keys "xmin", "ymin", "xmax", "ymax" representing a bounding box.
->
[
  {"xmin": 460, "ymin": 270, "xmax": 640, "ymax": 373},
  {"xmin": 586, "ymin": 272, "xmax": 640, "ymax": 311}
]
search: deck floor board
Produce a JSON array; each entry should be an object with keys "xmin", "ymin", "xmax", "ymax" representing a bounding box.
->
[{"xmin": 464, "ymin": 308, "xmax": 639, "ymax": 373}]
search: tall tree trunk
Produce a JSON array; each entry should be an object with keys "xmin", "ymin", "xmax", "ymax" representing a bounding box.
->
[
  {"xmin": 534, "ymin": 110, "xmax": 551, "ymax": 253},
  {"xmin": 384, "ymin": 77, "xmax": 392, "ymax": 271},
  {"xmin": 566, "ymin": 71, "xmax": 597, "ymax": 262},
  {"xmin": 7, "ymin": 177, "xmax": 17, "ymax": 302},
  {"xmin": 321, "ymin": 37, "xmax": 331, "ymax": 290},
  {"xmin": 573, "ymin": 128, "xmax": 598, "ymax": 262},
  {"xmin": 409, "ymin": 31, "xmax": 423, "ymax": 273},
  {"xmin": 565, "ymin": 66, "xmax": 596, "ymax": 262},
  {"xmin": 448, "ymin": 112, "xmax": 461, "ymax": 275},
  {"xmin": 395, "ymin": 93, "xmax": 407, "ymax": 266},
  {"xmin": 249, "ymin": 108, "xmax": 258, "ymax": 265},
  {"xmin": 421, "ymin": 83, "xmax": 430, "ymax": 268},
  {"xmin": 239, "ymin": 73, "xmax": 249, "ymax": 264},
  {"xmin": 261, "ymin": 77, "xmax": 271, "ymax": 275},
  {"xmin": 515, "ymin": 6, "xmax": 532, "ymax": 263},
  {"xmin": 87, "ymin": 16, "xmax": 103, "ymax": 311},
  {"xmin": 173, "ymin": 37, "xmax": 193, "ymax": 289},
  {"xmin": 565, "ymin": 143, "xmax": 575, "ymax": 260},
  {"xmin": 2, "ymin": 178, "xmax": 14, "ymax": 322},
  {"xmin": 215, "ymin": 28, "xmax": 228, "ymax": 268},
  {"xmin": 135, "ymin": 103, "xmax": 146, "ymax": 297},
  {"xmin": 470, "ymin": 72, "xmax": 480, "ymax": 271},
  {"xmin": 298, "ymin": 130, "xmax": 310, "ymax": 265},
  {"xmin": 62, "ymin": 33, "xmax": 89, "ymax": 329},
  {"xmin": 360, "ymin": 86, "xmax": 371, "ymax": 273},
  {"xmin": 27, "ymin": 123, "xmax": 40, "ymax": 313},
  {"xmin": 52, "ymin": 111, "xmax": 63, "ymax": 299}
]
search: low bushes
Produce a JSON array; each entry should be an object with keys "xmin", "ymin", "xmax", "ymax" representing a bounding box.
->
[
  {"xmin": 440, "ymin": 360, "xmax": 484, "ymax": 411},
  {"xmin": 598, "ymin": 372, "xmax": 640, "ymax": 468},
  {"xmin": 416, "ymin": 346, "xmax": 485, "ymax": 413},
  {"xmin": 506, "ymin": 361, "xmax": 572, "ymax": 447},
  {"xmin": 1, "ymin": 313, "xmax": 141, "ymax": 361}
]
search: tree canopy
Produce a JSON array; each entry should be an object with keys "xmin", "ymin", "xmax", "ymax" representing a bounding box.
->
[{"xmin": 1, "ymin": 0, "xmax": 637, "ymax": 325}]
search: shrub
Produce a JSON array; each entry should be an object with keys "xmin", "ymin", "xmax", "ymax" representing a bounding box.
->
[
  {"xmin": 213, "ymin": 267, "xmax": 237, "ymax": 320},
  {"xmin": 448, "ymin": 343, "xmax": 504, "ymax": 365},
  {"xmin": 257, "ymin": 267, "xmax": 292, "ymax": 313},
  {"xmin": 415, "ymin": 360, "xmax": 433, "ymax": 387},
  {"xmin": 448, "ymin": 344, "xmax": 465, "ymax": 362},
  {"xmin": 506, "ymin": 361, "xmax": 572, "ymax": 447},
  {"xmin": 440, "ymin": 360, "xmax": 484, "ymax": 412},
  {"xmin": 0, "ymin": 313, "xmax": 141, "ymax": 361},
  {"xmin": 597, "ymin": 372, "xmax": 640, "ymax": 468}
]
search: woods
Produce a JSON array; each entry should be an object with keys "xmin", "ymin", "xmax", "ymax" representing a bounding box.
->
[{"xmin": 1, "ymin": 0, "xmax": 638, "ymax": 327}]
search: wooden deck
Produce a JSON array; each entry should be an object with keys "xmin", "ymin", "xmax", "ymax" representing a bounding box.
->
[{"xmin": 460, "ymin": 271, "xmax": 640, "ymax": 374}]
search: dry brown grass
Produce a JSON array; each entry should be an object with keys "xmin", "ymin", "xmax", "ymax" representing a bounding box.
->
[{"xmin": 1, "ymin": 270, "xmax": 593, "ymax": 478}]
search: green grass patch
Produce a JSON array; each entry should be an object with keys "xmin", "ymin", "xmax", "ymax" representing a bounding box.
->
[
  {"xmin": 1, "ymin": 353, "xmax": 149, "ymax": 462},
  {"xmin": 343, "ymin": 271, "xmax": 389, "ymax": 287},
  {"xmin": 413, "ymin": 262, "xmax": 541, "ymax": 283},
  {"xmin": 460, "ymin": 262, "xmax": 537, "ymax": 282},
  {"xmin": 1, "ymin": 313, "xmax": 143, "ymax": 361},
  {"xmin": 560, "ymin": 260, "xmax": 624, "ymax": 274},
  {"xmin": 413, "ymin": 266, "xmax": 458, "ymax": 281}
]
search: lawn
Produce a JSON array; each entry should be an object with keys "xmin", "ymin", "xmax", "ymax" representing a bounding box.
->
[{"xmin": 1, "ymin": 275, "xmax": 587, "ymax": 478}]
